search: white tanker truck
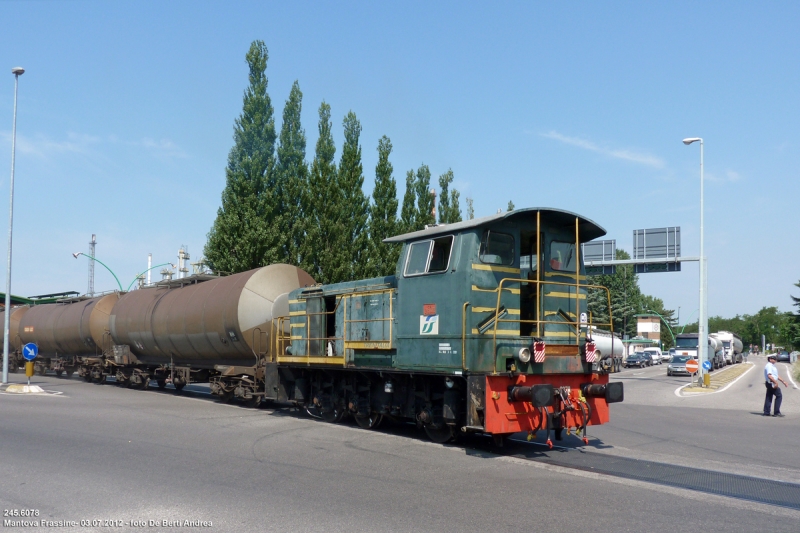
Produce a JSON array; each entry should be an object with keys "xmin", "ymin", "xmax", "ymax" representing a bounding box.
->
[
  {"xmin": 584, "ymin": 327, "xmax": 624, "ymax": 373},
  {"xmin": 710, "ymin": 331, "xmax": 744, "ymax": 364},
  {"xmin": 674, "ymin": 333, "xmax": 725, "ymax": 370}
]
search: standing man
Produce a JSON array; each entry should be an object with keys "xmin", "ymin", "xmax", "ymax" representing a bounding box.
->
[{"xmin": 763, "ymin": 354, "xmax": 788, "ymax": 417}]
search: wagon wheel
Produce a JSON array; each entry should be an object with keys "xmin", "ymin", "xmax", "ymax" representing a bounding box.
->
[
  {"xmin": 65, "ymin": 370, "xmax": 74, "ymax": 378},
  {"xmin": 320, "ymin": 404, "xmax": 344, "ymax": 423},
  {"xmin": 173, "ymin": 382, "xmax": 185, "ymax": 392},
  {"xmin": 83, "ymin": 374, "xmax": 93, "ymax": 383},
  {"xmin": 354, "ymin": 412, "xmax": 383, "ymax": 430},
  {"xmin": 156, "ymin": 380, "xmax": 167, "ymax": 390},
  {"xmin": 93, "ymin": 374, "xmax": 105, "ymax": 384},
  {"xmin": 55, "ymin": 370, "xmax": 64, "ymax": 377},
  {"xmin": 8, "ymin": 363, "xmax": 17, "ymax": 373},
  {"xmin": 37, "ymin": 366, "xmax": 48, "ymax": 376},
  {"xmin": 424, "ymin": 424, "xmax": 455, "ymax": 444},
  {"xmin": 245, "ymin": 395, "xmax": 261, "ymax": 408}
]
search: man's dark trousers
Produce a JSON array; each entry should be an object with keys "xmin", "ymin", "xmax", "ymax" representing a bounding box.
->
[{"xmin": 764, "ymin": 382, "xmax": 783, "ymax": 415}]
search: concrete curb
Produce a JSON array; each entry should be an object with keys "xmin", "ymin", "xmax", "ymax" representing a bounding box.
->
[{"xmin": 675, "ymin": 362, "xmax": 755, "ymax": 397}]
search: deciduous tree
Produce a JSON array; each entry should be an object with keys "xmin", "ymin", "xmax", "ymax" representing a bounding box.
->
[
  {"xmin": 367, "ymin": 136, "xmax": 400, "ymax": 277},
  {"xmin": 205, "ymin": 40, "xmax": 277, "ymax": 273}
]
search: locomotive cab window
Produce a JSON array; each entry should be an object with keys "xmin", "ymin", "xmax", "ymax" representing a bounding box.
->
[
  {"xmin": 549, "ymin": 241, "xmax": 576, "ymax": 272},
  {"xmin": 404, "ymin": 236, "xmax": 454, "ymax": 277},
  {"xmin": 479, "ymin": 231, "xmax": 514, "ymax": 266}
]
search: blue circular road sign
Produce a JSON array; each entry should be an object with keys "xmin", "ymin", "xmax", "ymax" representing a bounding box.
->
[
  {"xmin": 702, "ymin": 360, "xmax": 712, "ymax": 371},
  {"xmin": 22, "ymin": 343, "xmax": 38, "ymax": 361}
]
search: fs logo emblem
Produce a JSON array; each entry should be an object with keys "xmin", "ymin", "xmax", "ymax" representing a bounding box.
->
[{"xmin": 420, "ymin": 315, "xmax": 439, "ymax": 335}]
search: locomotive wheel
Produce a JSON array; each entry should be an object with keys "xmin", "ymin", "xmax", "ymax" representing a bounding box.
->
[
  {"xmin": 320, "ymin": 405, "xmax": 344, "ymax": 423},
  {"xmin": 216, "ymin": 390, "xmax": 233, "ymax": 403},
  {"xmin": 245, "ymin": 395, "xmax": 261, "ymax": 408},
  {"xmin": 424, "ymin": 424, "xmax": 455, "ymax": 444},
  {"xmin": 55, "ymin": 370, "xmax": 64, "ymax": 377},
  {"xmin": 66, "ymin": 370, "xmax": 74, "ymax": 378},
  {"xmin": 354, "ymin": 412, "xmax": 383, "ymax": 429},
  {"xmin": 174, "ymin": 382, "xmax": 185, "ymax": 392},
  {"xmin": 156, "ymin": 380, "xmax": 167, "ymax": 390},
  {"xmin": 93, "ymin": 374, "xmax": 105, "ymax": 384},
  {"xmin": 8, "ymin": 363, "xmax": 17, "ymax": 373},
  {"xmin": 37, "ymin": 367, "xmax": 48, "ymax": 376},
  {"xmin": 83, "ymin": 374, "xmax": 93, "ymax": 383}
]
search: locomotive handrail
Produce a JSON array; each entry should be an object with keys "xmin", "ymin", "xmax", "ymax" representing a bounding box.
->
[{"xmin": 483, "ymin": 277, "xmax": 613, "ymax": 374}]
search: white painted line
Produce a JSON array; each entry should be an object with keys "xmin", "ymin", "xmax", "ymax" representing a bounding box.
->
[
  {"xmin": 674, "ymin": 363, "xmax": 755, "ymax": 397},
  {"xmin": 783, "ymin": 363, "xmax": 799, "ymax": 389}
]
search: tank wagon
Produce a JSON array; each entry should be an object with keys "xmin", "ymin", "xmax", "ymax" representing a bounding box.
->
[
  {"xmin": 0, "ymin": 305, "xmax": 30, "ymax": 372},
  {"xmin": 99, "ymin": 264, "xmax": 313, "ymax": 399},
  {"xmin": 13, "ymin": 293, "xmax": 121, "ymax": 377},
  {"xmin": 264, "ymin": 207, "xmax": 623, "ymax": 444}
]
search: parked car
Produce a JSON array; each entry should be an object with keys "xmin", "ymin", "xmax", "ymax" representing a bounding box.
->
[
  {"xmin": 776, "ymin": 350, "xmax": 791, "ymax": 363},
  {"xmin": 667, "ymin": 355, "xmax": 695, "ymax": 376},
  {"xmin": 642, "ymin": 347, "xmax": 663, "ymax": 365},
  {"xmin": 625, "ymin": 352, "xmax": 650, "ymax": 368}
]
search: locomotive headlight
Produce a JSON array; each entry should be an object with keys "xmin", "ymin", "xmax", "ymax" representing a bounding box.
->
[{"xmin": 517, "ymin": 347, "xmax": 532, "ymax": 364}]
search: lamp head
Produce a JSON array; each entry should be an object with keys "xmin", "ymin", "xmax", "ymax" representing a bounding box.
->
[
  {"xmin": 683, "ymin": 137, "xmax": 701, "ymax": 145},
  {"xmin": 72, "ymin": 252, "xmax": 80, "ymax": 259},
  {"xmin": 11, "ymin": 67, "xmax": 24, "ymax": 76}
]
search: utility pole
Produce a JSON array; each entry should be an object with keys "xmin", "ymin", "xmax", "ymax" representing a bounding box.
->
[{"xmin": 88, "ymin": 234, "xmax": 96, "ymax": 296}]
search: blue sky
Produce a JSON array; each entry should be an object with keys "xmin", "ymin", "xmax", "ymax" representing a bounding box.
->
[{"xmin": 0, "ymin": 1, "xmax": 798, "ymax": 320}]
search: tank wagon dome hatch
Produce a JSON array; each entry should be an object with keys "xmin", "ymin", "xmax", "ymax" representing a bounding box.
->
[
  {"xmin": 109, "ymin": 264, "xmax": 315, "ymax": 368},
  {"xmin": 383, "ymin": 207, "xmax": 606, "ymax": 243}
]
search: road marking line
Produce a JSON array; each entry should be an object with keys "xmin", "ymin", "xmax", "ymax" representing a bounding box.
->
[{"xmin": 783, "ymin": 363, "xmax": 799, "ymax": 389}]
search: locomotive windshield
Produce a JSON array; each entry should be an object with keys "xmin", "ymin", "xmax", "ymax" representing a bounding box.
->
[
  {"xmin": 549, "ymin": 241, "xmax": 576, "ymax": 271},
  {"xmin": 404, "ymin": 236, "xmax": 454, "ymax": 276},
  {"xmin": 479, "ymin": 231, "xmax": 514, "ymax": 266}
]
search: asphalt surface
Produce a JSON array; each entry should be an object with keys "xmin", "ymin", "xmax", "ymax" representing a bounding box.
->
[{"xmin": 1, "ymin": 358, "xmax": 797, "ymax": 533}]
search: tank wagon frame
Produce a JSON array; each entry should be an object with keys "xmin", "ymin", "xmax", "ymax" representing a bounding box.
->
[{"xmin": 10, "ymin": 207, "xmax": 623, "ymax": 445}]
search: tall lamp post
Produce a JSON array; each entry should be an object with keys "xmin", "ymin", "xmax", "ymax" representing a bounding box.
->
[
  {"xmin": 683, "ymin": 137, "xmax": 707, "ymax": 383},
  {"xmin": 72, "ymin": 252, "xmax": 123, "ymax": 292},
  {"xmin": 2, "ymin": 67, "xmax": 24, "ymax": 385}
]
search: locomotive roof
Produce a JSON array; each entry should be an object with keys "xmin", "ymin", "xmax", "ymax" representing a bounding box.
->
[{"xmin": 383, "ymin": 207, "xmax": 606, "ymax": 244}]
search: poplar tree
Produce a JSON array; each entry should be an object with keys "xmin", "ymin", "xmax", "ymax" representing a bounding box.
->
[
  {"xmin": 415, "ymin": 164, "xmax": 436, "ymax": 229},
  {"xmin": 507, "ymin": 200, "xmax": 515, "ymax": 211},
  {"xmin": 437, "ymin": 169, "xmax": 462, "ymax": 224},
  {"xmin": 400, "ymin": 170, "xmax": 417, "ymax": 233},
  {"xmin": 333, "ymin": 111, "xmax": 370, "ymax": 281},
  {"xmin": 301, "ymin": 102, "xmax": 340, "ymax": 284},
  {"xmin": 367, "ymin": 136, "xmax": 400, "ymax": 277},
  {"xmin": 276, "ymin": 81, "xmax": 307, "ymax": 265},
  {"xmin": 466, "ymin": 197, "xmax": 475, "ymax": 220},
  {"xmin": 205, "ymin": 40, "xmax": 277, "ymax": 273}
]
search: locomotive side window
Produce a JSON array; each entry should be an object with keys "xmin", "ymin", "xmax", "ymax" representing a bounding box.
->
[
  {"xmin": 479, "ymin": 231, "xmax": 515, "ymax": 266},
  {"xmin": 403, "ymin": 236, "xmax": 454, "ymax": 277},
  {"xmin": 549, "ymin": 241, "xmax": 576, "ymax": 271}
]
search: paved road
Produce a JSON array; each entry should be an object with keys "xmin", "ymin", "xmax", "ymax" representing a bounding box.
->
[
  {"xmin": 0, "ymin": 363, "xmax": 797, "ymax": 533},
  {"xmin": 591, "ymin": 355, "xmax": 800, "ymax": 482}
]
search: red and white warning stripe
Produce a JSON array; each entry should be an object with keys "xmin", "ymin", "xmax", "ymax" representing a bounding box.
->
[
  {"xmin": 585, "ymin": 341, "xmax": 597, "ymax": 363},
  {"xmin": 533, "ymin": 341, "xmax": 546, "ymax": 363}
]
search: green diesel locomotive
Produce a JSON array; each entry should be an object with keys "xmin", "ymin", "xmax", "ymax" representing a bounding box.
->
[{"xmin": 265, "ymin": 207, "xmax": 624, "ymax": 444}]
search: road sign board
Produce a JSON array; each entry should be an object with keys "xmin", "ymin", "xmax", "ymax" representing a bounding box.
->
[
  {"xmin": 684, "ymin": 359, "xmax": 699, "ymax": 374},
  {"xmin": 702, "ymin": 360, "xmax": 712, "ymax": 371},
  {"xmin": 22, "ymin": 343, "xmax": 38, "ymax": 361}
]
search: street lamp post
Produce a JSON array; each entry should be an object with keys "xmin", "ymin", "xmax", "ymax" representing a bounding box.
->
[
  {"xmin": 72, "ymin": 252, "xmax": 123, "ymax": 292},
  {"xmin": 683, "ymin": 137, "xmax": 707, "ymax": 383},
  {"xmin": 3, "ymin": 67, "xmax": 25, "ymax": 385}
]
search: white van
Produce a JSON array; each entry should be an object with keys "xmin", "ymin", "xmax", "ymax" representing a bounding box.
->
[{"xmin": 642, "ymin": 347, "xmax": 663, "ymax": 365}]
